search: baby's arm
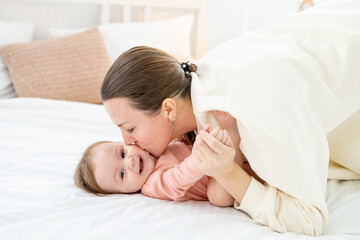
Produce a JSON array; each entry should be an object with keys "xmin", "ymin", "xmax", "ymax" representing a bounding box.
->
[
  {"xmin": 205, "ymin": 126, "xmax": 235, "ymax": 207},
  {"xmin": 141, "ymin": 143, "xmax": 206, "ymax": 201}
]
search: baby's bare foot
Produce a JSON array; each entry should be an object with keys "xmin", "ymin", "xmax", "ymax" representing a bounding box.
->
[
  {"xmin": 210, "ymin": 110, "xmax": 239, "ymax": 142},
  {"xmin": 210, "ymin": 111, "xmax": 236, "ymax": 130}
]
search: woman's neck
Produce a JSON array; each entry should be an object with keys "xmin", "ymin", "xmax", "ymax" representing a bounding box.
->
[{"xmin": 172, "ymin": 97, "xmax": 197, "ymax": 139}]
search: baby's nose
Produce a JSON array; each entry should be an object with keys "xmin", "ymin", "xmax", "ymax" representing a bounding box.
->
[{"xmin": 127, "ymin": 157, "xmax": 134, "ymax": 170}]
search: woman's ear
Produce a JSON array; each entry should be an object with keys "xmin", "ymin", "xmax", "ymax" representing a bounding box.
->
[{"xmin": 161, "ymin": 98, "xmax": 177, "ymax": 121}]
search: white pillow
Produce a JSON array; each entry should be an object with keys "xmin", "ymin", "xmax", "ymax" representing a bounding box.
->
[
  {"xmin": 49, "ymin": 15, "xmax": 194, "ymax": 63},
  {"xmin": 0, "ymin": 20, "xmax": 34, "ymax": 98}
]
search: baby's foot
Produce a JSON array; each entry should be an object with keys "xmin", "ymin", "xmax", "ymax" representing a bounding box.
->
[
  {"xmin": 210, "ymin": 110, "xmax": 239, "ymax": 144},
  {"xmin": 210, "ymin": 111, "xmax": 236, "ymax": 130}
]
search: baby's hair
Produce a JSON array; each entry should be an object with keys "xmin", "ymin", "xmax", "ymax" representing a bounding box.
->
[{"xmin": 74, "ymin": 141, "xmax": 112, "ymax": 196}]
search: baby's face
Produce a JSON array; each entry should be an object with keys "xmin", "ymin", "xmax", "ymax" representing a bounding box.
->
[{"xmin": 92, "ymin": 142, "xmax": 156, "ymax": 193}]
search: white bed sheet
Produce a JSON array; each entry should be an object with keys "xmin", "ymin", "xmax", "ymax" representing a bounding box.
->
[{"xmin": 0, "ymin": 98, "xmax": 359, "ymax": 240}]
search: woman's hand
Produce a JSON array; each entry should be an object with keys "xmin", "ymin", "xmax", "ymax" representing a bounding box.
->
[
  {"xmin": 193, "ymin": 128, "xmax": 237, "ymax": 179},
  {"xmin": 210, "ymin": 110, "xmax": 244, "ymax": 168}
]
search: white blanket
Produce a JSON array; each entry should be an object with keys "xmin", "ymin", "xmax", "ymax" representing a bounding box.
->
[
  {"xmin": 0, "ymin": 98, "xmax": 359, "ymax": 239},
  {"xmin": 191, "ymin": 0, "xmax": 360, "ymax": 235}
]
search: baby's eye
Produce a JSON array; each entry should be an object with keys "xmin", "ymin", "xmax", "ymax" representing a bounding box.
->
[
  {"xmin": 120, "ymin": 169, "xmax": 125, "ymax": 179},
  {"xmin": 121, "ymin": 150, "xmax": 125, "ymax": 158},
  {"xmin": 127, "ymin": 128, "xmax": 134, "ymax": 133}
]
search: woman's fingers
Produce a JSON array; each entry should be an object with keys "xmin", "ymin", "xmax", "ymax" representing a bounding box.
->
[
  {"xmin": 193, "ymin": 136, "xmax": 222, "ymax": 176},
  {"xmin": 193, "ymin": 142, "xmax": 206, "ymax": 162},
  {"xmin": 220, "ymin": 129, "xmax": 229, "ymax": 145},
  {"xmin": 214, "ymin": 129, "xmax": 224, "ymax": 143},
  {"xmin": 210, "ymin": 127, "xmax": 219, "ymax": 138},
  {"xmin": 208, "ymin": 127, "xmax": 232, "ymax": 146},
  {"xmin": 193, "ymin": 137, "xmax": 214, "ymax": 173},
  {"xmin": 222, "ymin": 130, "xmax": 232, "ymax": 146},
  {"xmin": 193, "ymin": 131, "xmax": 236, "ymax": 178},
  {"xmin": 198, "ymin": 130, "xmax": 226, "ymax": 154},
  {"xmin": 194, "ymin": 132, "xmax": 219, "ymax": 161},
  {"xmin": 225, "ymin": 137, "xmax": 231, "ymax": 146}
]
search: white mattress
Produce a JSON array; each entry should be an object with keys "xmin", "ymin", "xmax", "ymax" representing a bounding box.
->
[{"xmin": 0, "ymin": 98, "xmax": 359, "ymax": 240}]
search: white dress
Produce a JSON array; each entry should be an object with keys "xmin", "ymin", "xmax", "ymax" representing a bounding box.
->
[{"xmin": 190, "ymin": 0, "xmax": 360, "ymax": 235}]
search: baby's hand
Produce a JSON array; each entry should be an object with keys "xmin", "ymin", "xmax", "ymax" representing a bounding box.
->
[
  {"xmin": 210, "ymin": 127, "xmax": 232, "ymax": 147},
  {"xmin": 193, "ymin": 125, "xmax": 236, "ymax": 178},
  {"xmin": 202, "ymin": 124, "xmax": 233, "ymax": 147}
]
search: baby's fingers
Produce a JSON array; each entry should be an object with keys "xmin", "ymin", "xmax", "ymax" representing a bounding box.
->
[
  {"xmin": 203, "ymin": 124, "xmax": 211, "ymax": 133},
  {"xmin": 210, "ymin": 127, "xmax": 227, "ymax": 144},
  {"xmin": 210, "ymin": 127, "xmax": 220, "ymax": 137},
  {"xmin": 222, "ymin": 130, "xmax": 232, "ymax": 146},
  {"xmin": 210, "ymin": 127, "xmax": 231, "ymax": 146},
  {"xmin": 198, "ymin": 130, "xmax": 225, "ymax": 154}
]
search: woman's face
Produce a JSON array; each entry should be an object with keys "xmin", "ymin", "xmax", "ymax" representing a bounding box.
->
[
  {"xmin": 92, "ymin": 142, "xmax": 156, "ymax": 193},
  {"xmin": 104, "ymin": 97, "xmax": 173, "ymax": 157}
]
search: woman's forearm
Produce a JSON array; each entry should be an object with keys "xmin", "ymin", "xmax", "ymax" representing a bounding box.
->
[
  {"xmin": 242, "ymin": 161, "xmax": 265, "ymax": 185},
  {"xmin": 215, "ymin": 164, "xmax": 252, "ymax": 204}
]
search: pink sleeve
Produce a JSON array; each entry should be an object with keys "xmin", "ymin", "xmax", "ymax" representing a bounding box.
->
[{"xmin": 141, "ymin": 154, "xmax": 204, "ymax": 201}]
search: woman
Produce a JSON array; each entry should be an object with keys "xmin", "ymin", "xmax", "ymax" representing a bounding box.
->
[{"xmin": 101, "ymin": 0, "xmax": 360, "ymax": 236}]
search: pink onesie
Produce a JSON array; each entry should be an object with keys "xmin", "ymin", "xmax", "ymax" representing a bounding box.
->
[{"xmin": 141, "ymin": 142, "xmax": 209, "ymax": 201}]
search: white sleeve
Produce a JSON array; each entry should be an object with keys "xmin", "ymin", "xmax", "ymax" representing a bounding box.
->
[{"xmin": 234, "ymin": 178, "xmax": 326, "ymax": 236}]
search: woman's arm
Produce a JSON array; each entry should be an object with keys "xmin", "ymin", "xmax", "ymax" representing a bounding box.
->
[
  {"xmin": 193, "ymin": 130, "xmax": 326, "ymax": 236},
  {"xmin": 208, "ymin": 111, "xmax": 265, "ymax": 184},
  {"xmin": 193, "ymin": 131, "xmax": 251, "ymax": 203}
]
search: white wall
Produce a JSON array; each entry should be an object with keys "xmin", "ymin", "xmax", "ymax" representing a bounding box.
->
[
  {"xmin": 197, "ymin": 0, "xmax": 334, "ymax": 55},
  {"xmin": 0, "ymin": 0, "xmax": 331, "ymax": 58},
  {"xmin": 0, "ymin": 1, "xmax": 100, "ymax": 40}
]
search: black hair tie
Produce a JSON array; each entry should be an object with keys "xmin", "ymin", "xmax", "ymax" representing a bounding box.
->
[{"xmin": 181, "ymin": 61, "xmax": 191, "ymax": 77}]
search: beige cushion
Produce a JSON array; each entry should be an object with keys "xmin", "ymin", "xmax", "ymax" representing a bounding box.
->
[{"xmin": 0, "ymin": 28, "xmax": 110, "ymax": 104}]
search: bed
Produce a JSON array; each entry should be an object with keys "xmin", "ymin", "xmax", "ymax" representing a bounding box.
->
[
  {"xmin": 1, "ymin": 1, "xmax": 360, "ymax": 239},
  {"xmin": 1, "ymin": 98, "xmax": 360, "ymax": 239}
]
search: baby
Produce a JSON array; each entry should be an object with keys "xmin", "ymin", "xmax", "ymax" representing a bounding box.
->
[{"xmin": 74, "ymin": 127, "xmax": 236, "ymax": 207}]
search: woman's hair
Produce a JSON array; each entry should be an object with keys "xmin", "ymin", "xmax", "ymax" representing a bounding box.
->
[
  {"xmin": 101, "ymin": 46, "xmax": 198, "ymax": 144},
  {"xmin": 101, "ymin": 46, "xmax": 197, "ymax": 115},
  {"xmin": 74, "ymin": 141, "xmax": 112, "ymax": 196}
]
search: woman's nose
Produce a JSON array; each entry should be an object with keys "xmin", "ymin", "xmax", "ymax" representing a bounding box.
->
[{"xmin": 123, "ymin": 135, "xmax": 135, "ymax": 145}]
